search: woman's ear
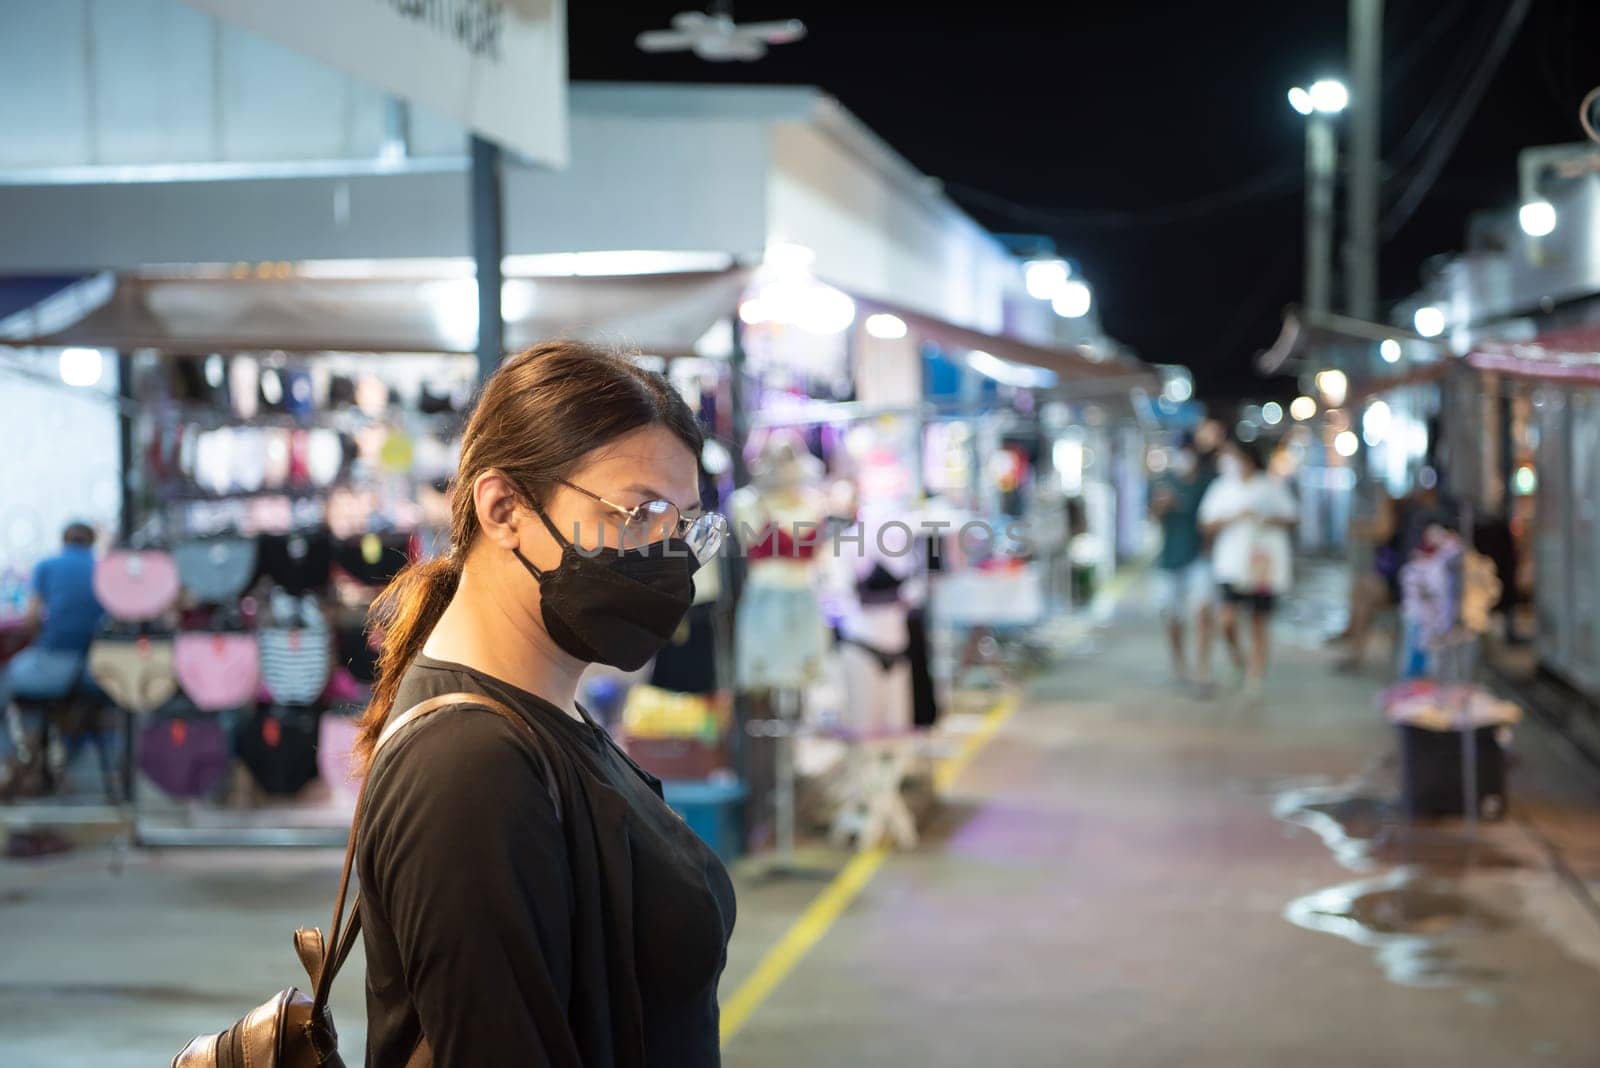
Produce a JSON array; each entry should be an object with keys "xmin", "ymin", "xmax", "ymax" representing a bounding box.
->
[{"xmin": 473, "ymin": 471, "xmax": 524, "ymax": 550}]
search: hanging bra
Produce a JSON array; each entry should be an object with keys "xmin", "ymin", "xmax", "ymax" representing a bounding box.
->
[
  {"xmin": 88, "ymin": 636, "xmax": 179, "ymax": 713},
  {"xmin": 858, "ymin": 563, "xmax": 906, "ymax": 606},
  {"xmin": 173, "ymin": 631, "xmax": 262, "ymax": 712},
  {"xmin": 258, "ymin": 529, "xmax": 333, "ymax": 595},
  {"xmin": 258, "ymin": 624, "xmax": 333, "ymax": 706},
  {"xmin": 173, "ymin": 536, "xmax": 260, "ymax": 604},
  {"xmin": 335, "ymin": 622, "xmax": 380, "ymax": 685},
  {"xmin": 235, "ymin": 706, "xmax": 321, "ymax": 796},
  {"xmin": 744, "ymin": 523, "xmax": 820, "ymax": 562},
  {"xmin": 94, "ymin": 550, "xmax": 181, "ymax": 622},
  {"xmin": 140, "ymin": 714, "xmax": 232, "ymax": 800},
  {"xmin": 332, "ymin": 532, "xmax": 413, "ymax": 588}
]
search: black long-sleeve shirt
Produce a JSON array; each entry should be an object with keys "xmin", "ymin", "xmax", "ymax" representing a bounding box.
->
[{"xmin": 357, "ymin": 656, "xmax": 737, "ymax": 1066}]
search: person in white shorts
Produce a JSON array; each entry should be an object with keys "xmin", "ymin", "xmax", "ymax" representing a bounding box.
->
[{"xmin": 1150, "ymin": 433, "xmax": 1217, "ymax": 691}]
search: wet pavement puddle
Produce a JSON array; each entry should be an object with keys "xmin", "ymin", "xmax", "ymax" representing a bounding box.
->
[
  {"xmin": 1286, "ymin": 867, "xmax": 1510, "ymax": 987},
  {"xmin": 1273, "ymin": 777, "xmax": 1531, "ymax": 990}
]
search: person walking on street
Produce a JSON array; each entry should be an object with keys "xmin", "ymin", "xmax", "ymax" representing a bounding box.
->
[
  {"xmin": 1199, "ymin": 439, "xmax": 1297, "ymax": 698},
  {"xmin": 1151, "ymin": 433, "xmax": 1216, "ymax": 693}
]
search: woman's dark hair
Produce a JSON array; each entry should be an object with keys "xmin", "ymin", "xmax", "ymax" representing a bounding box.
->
[
  {"xmin": 62, "ymin": 522, "xmax": 95, "ymax": 546},
  {"xmin": 354, "ymin": 342, "xmax": 703, "ymax": 771},
  {"xmin": 1233, "ymin": 437, "xmax": 1268, "ymax": 473}
]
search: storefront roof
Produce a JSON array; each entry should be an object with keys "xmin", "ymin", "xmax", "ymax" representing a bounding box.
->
[
  {"xmin": 852, "ymin": 292, "xmax": 1155, "ymax": 389},
  {"xmin": 0, "ymin": 267, "xmax": 754, "ymax": 357}
]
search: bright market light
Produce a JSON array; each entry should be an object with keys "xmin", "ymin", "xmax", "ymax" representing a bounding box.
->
[
  {"xmin": 865, "ymin": 313, "xmax": 908, "ymax": 340},
  {"xmin": 1290, "ymin": 395, "xmax": 1318, "ymax": 421},
  {"xmin": 1163, "ymin": 374, "xmax": 1194, "ymax": 404},
  {"xmin": 1513, "ymin": 465, "xmax": 1538, "ymax": 495},
  {"xmin": 764, "ymin": 242, "xmax": 816, "ymax": 273},
  {"xmin": 1334, "ymin": 430, "xmax": 1360, "ymax": 458},
  {"xmin": 967, "ymin": 349, "xmax": 1058, "ymax": 390},
  {"xmin": 1362, "ymin": 400, "xmax": 1392, "ymax": 446},
  {"xmin": 1380, "ymin": 338, "xmax": 1402, "ymax": 364},
  {"xmin": 1315, "ymin": 368, "xmax": 1349, "ymax": 408},
  {"xmin": 1413, "ymin": 305, "xmax": 1446, "ymax": 338},
  {"xmin": 1262, "ymin": 401, "xmax": 1284, "ymax": 425},
  {"xmin": 1287, "ymin": 87, "xmax": 1314, "ymax": 116},
  {"xmin": 739, "ymin": 280, "xmax": 857, "ymax": 335},
  {"xmin": 1024, "ymin": 259, "xmax": 1070, "ymax": 301},
  {"xmin": 1053, "ymin": 279, "xmax": 1093, "ymax": 318},
  {"xmin": 58, "ymin": 347, "xmax": 104, "ymax": 387},
  {"xmin": 1310, "ymin": 79, "xmax": 1349, "ymax": 114},
  {"xmin": 1519, "ymin": 199, "xmax": 1557, "ymax": 238}
]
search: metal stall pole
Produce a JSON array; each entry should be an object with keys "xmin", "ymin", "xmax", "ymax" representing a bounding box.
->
[{"xmin": 470, "ymin": 135, "xmax": 505, "ymax": 382}]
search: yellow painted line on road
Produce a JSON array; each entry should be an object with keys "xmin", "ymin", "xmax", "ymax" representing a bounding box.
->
[{"xmin": 720, "ymin": 694, "xmax": 1019, "ymax": 1046}]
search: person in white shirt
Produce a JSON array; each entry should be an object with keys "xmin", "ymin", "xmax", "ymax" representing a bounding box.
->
[{"xmin": 1198, "ymin": 439, "xmax": 1297, "ymax": 695}]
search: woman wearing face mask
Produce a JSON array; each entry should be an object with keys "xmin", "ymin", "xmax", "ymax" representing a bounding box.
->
[{"xmin": 352, "ymin": 343, "xmax": 735, "ymax": 1067}]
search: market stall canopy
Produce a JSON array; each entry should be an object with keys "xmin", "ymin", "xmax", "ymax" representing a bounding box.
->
[
  {"xmin": 853, "ymin": 294, "xmax": 1157, "ymax": 392},
  {"xmin": 1260, "ymin": 306, "xmax": 1600, "ymax": 388},
  {"xmin": 1468, "ymin": 323, "xmax": 1600, "ymax": 385},
  {"xmin": 0, "ymin": 268, "xmax": 755, "ymax": 358},
  {"xmin": 1256, "ymin": 306, "xmax": 1448, "ymax": 377}
]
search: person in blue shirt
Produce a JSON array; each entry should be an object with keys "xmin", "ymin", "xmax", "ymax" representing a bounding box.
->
[
  {"xmin": 2, "ymin": 522, "xmax": 104, "ymax": 717},
  {"xmin": 26, "ymin": 523, "xmax": 104, "ymax": 654},
  {"xmin": 1150, "ymin": 433, "xmax": 1218, "ymax": 692}
]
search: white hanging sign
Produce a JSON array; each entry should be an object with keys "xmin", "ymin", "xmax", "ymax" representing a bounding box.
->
[{"xmin": 182, "ymin": 0, "xmax": 567, "ymax": 166}]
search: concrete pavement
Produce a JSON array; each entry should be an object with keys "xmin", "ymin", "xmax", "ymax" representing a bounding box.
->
[{"xmin": 3, "ymin": 572, "xmax": 1600, "ymax": 1066}]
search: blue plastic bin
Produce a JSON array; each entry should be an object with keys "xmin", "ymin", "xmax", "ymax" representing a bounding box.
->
[{"xmin": 661, "ymin": 779, "xmax": 748, "ymax": 862}]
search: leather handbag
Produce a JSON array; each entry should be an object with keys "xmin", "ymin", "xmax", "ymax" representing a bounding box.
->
[{"xmin": 173, "ymin": 692, "xmax": 549, "ymax": 1068}]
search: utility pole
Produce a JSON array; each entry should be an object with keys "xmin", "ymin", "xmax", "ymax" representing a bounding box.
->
[
  {"xmin": 1347, "ymin": 0, "xmax": 1382, "ymax": 321},
  {"xmin": 470, "ymin": 135, "xmax": 504, "ymax": 383},
  {"xmin": 1304, "ymin": 113, "xmax": 1337, "ymax": 318}
]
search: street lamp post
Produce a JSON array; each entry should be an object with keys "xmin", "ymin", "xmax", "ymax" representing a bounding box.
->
[{"xmin": 1289, "ymin": 80, "xmax": 1348, "ymax": 318}]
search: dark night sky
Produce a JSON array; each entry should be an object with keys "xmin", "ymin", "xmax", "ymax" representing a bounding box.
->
[{"xmin": 568, "ymin": 1, "xmax": 1600, "ymax": 401}]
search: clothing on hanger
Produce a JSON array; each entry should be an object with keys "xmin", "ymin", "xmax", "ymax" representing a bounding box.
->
[
  {"xmin": 332, "ymin": 532, "xmax": 412, "ymax": 588},
  {"xmin": 88, "ymin": 635, "xmax": 179, "ymax": 713},
  {"xmin": 174, "ymin": 536, "xmax": 260, "ymax": 604},
  {"xmin": 649, "ymin": 604, "xmax": 718, "ymax": 695},
  {"xmin": 235, "ymin": 705, "xmax": 321, "ymax": 796},
  {"xmin": 140, "ymin": 711, "xmax": 231, "ymax": 800},
  {"xmin": 258, "ymin": 529, "xmax": 333, "ymax": 595},
  {"xmin": 258, "ymin": 623, "xmax": 333, "ymax": 706},
  {"xmin": 173, "ymin": 631, "xmax": 261, "ymax": 712}
]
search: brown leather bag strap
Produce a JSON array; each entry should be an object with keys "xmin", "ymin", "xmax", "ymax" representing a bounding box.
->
[{"xmin": 311, "ymin": 691, "xmax": 538, "ymax": 1018}]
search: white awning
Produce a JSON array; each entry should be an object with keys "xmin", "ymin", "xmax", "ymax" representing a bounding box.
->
[{"xmin": 0, "ymin": 267, "xmax": 754, "ymax": 357}]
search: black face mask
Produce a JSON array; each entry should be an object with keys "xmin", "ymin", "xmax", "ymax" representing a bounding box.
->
[{"xmin": 513, "ymin": 504, "xmax": 696, "ymax": 671}]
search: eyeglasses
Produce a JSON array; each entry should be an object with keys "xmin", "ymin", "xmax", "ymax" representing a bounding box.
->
[{"xmin": 553, "ymin": 478, "xmax": 728, "ymax": 566}]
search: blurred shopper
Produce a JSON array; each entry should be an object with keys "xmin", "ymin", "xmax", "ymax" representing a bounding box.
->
[
  {"xmin": 1, "ymin": 522, "xmax": 103, "ymax": 711},
  {"xmin": 0, "ymin": 522, "xmax": 104, "ymax": 796},
  {"xmin": 352, "ymin": 343, "xmax": 735, "ymax": 1066},
  {"xmin": 1151, "ymin": 433, "xmax": 1216, "ymax": 690},
  {"xmin": 1199, "ymin": 439, "xmax": 1297, "ymax": 696},
  {"xmin": 1333, "ymin": 482, "xmax": 1443, "ymax": 672}
]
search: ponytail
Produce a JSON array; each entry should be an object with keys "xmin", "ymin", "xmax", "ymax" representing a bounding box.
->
[{"xmin": 353, "ymin": 554, "xmax": 462, "ymax": 774}]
